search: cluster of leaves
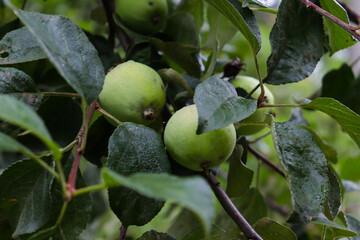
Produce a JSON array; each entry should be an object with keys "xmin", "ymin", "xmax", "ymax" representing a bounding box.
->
[{"xmin": 0, "ymin": 0, "xmax": 359, "ymax": 239}]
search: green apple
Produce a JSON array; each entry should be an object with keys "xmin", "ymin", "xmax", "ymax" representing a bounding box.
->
[
  {"xmin": 164, "ymin": 105, "xmax": 236, "ymax": 171},
  {"xmin": 115, "ymin": 0, "xmax": 168, "ymax": 35},
  {"xmin": 231, "ymin": 76, "xmax": 275, "ymax": 136},
  {"xmin": 99, "ymin": 61, "xmax": 166, "ymax": 125}
]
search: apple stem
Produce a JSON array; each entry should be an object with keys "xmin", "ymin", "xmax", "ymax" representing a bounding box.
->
[{"xmin": 204, "ymin": 171, "xmax": 263, "ymax": 240}]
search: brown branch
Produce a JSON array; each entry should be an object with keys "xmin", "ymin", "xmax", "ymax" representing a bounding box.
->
[
  {"xmin": 299, "ymin": 0, "xmax": 360, "ymax": 41},
  {"xmin": 101, "ymin": 0, "xmax": 130, "ymax": 51},
  {"xmin": 204, "ymin": 172, "xmax": 263, "ymax": 240},
  {"xmin": 247, "ymin": 145, "xmax": 286, "ymax": 178},
  {"xmin": 119, "ymin": 225, "xmax": 127, "ymax": 240},
  {"xmin": 66, "ymin": 101, "xmax": 97, "ymax": 200}
]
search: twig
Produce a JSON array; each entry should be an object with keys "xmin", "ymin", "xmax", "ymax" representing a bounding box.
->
[
  {"xmin": 101, "ymin": 0, "xmax": 130, "ymax": 51},
  {"xmin": 299, "ymin": 0, "xmax": 360, "ymax": 41},
  {"xmin": 248, "ymin": 131, "xmax": 271, "ymax": 144},
  {"xmin": 247, "ymin": 145, "xmax": 286, "ymax": 178},
  {"xmin": 119, "ymin": 225, "xmax": 127, "ymax": 240},
  {"xmin": 264, "ymin": 197, "xmax": 291, "ymax": 217},
  {"xmin": 66, "ymin": 101, "xmax": 97, "ymax": 200},
  {"xmin": 204, "ymin": 172, "xmax": 263, "ymax": 240}
]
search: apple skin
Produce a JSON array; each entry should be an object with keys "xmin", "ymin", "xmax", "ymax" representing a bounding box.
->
[
  {"xmin": 164, "ymin": 105, "xmax": 236, "ymax": 171},
  {"xmin": 231, "ymin": 76, "xmax": 275, "ymax": 136},
  {"xmin": 115, "ymin": 0, "xmax": 168, "ymax": 35},
  {"xmin": 99, "ymin": 61, "xmax": 166, "ymax": 125}
]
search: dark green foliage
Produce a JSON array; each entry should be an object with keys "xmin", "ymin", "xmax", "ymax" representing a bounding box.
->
[{"xmin": 266, "ymin": 0, "xmax": 325, "ymax": 84}]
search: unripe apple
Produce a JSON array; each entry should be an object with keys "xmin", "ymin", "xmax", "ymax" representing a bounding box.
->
[
  {"xmin": 99, "ymin": 61, "xmax": 166, "ymax": 125},
  {"xmin": 231, "ymin": 76, "xmax": 275, "ymax": 136},
  {"xmin": 115, "ymin": 0, "xmax": 168, "ymax": 35},
  {"xmin": 164, "ymin": 105, "xmax": 236, "ymax": 171}
]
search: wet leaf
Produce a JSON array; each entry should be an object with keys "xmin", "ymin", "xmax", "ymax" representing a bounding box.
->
[
  {"xmin": 265, "ymin": 0, "xmax": 325, "ymax": 84},
  {"xmin": 194, "ymin": 76, "xmax": 257, "ymax": 134}
]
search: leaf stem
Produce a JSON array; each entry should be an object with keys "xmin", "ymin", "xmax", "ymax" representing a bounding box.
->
[
  {"xmin": 60, "ymin": 139, "xmax": 78, "ymax": 153},
  {"xmin": 55, "ymin": 156, "xmax": 67, "ymax": 198},
  {"xmin": 66, "ymin": 101, "xmax": 97, "ymax": 200},
  {"xmin": 40, "ymin": 92, "xmax": 81, "ymax": 98},
  {"xmin": 253, "ymin": 53, "xmax": 266, "ymax": 106},
  {"xmin": 234, "ymin": 122, "xmax": 269, "ymax": 128},
  {"xmin": 27, "ymin": 152, "xmax": 59, "ymax": 179},
  {"xmin": 255, "ymin": 159, "xmax": 261, "ymax": 189},
  {"xmin": 299, "ymin": 0, "xmax": 360, "ymax": 41},
  {"xmin": 204, "ymin": 171, "xmax": 263, "ymax": 240},
  {"xmin": 248, "ymin": 145, "xmax": 286, "ymax": 178},
  {"xmin": 72, "ymin": 182, "xmax": 108, "ymax": 197},
  {"xmin": 55, "ymin": 201, "xmax": 68, "ymax": 226},
  {"xmin": 321, "ymin": 225, "xmax": 327, "ymax": 240},
  {"xmin": 96, "ymin": 102, "xmax": 122, "ymax": 125},
  {"xmin": 259, "ymin": 103, "xmax": 303, "ymax": 108}
]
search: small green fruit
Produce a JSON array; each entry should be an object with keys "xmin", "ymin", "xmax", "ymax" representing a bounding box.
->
[
  {"xmin": 115, "ymin": 0, "xmax": 168, "ymax": 35},
  {"xmin": 231, "ymin": 76, "xmax": 275, "ymax": 136},
  {"xmin": 99, "ymin": 61, "xmax": 166, "ymax": 125},
  {"xmin": 164, "ymin": 105, "xmax": 236, "ymax": 171}
]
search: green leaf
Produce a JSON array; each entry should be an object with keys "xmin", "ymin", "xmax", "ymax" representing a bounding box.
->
[
  {"xmin": 0, "ymin": 159, "xmax": 54, "ymax": 237},
  {"xmin": 46, "ymin": 155, "xmax": 92, "ymax": 240},
  {"xmin": 158, "ymin": 68, "xmax": 194, "ymax": 95},
  {"xmin": 312, "ymin": 215, "xmax": 358, "ymax": 238},
  {"xmin": 265, "ymin": 0, "xmax": 325, "ymax": 85},
  {"xmin": 167, "ymin": 209, "xmax": 203, "ymax": 239},
  {"xmin": 194, "ymin": 76, "xmax": 257, "ymax": 133},
  {"xmin": 0, "ymin": 67, "xmax": 36, "ymax": 93},
  {"xmin": 163, "ymin": 12, "xmax": 199, "ymax": 48},
  {"xmin": 205, "ymin": 0, "xmax": 261, "ymax": 53},
  {"xmin": 323, "ymin": 170, "xmax": 341, "ymax": 220},
  {"xmin": 320, "ymin": 0, "xmax": 357, "ymax": 54},
  {"xmin": 303, "ymin": 97, "xmax": 360, "ymax": 148},
  {"xmin": 0, "ymin": 95, "xmax": 61, "ymax": 160},
  {"xmin": 106, "ymin": 123, "xmax": 171, "ymax": 227},
  {"xmin": 240, "ymin": 218, "xmax": 297, "ymax": 240},
  {"xmin": 12, "ymin": 9, "xmax": 105, "ymax": 104},
  {"xmin": 204, "ymin": 4, "xmax": 237, "ymax": 50},
  {"xmin": 342, "ymin": 180, "xmax": 360, "ymax": 193},
  {"xmin": 345, "ymin": 214, "xmax": 360, "ymax": 239},
  {"xmin": 176, "ymin": 0, "xmax": 203, "ymax": 30},
  {"xmin": 0, "ymin": 27, "xmax": 46, "ymax": 64},
  {"xmin": 300, "ymin": 125, "xmax": 337, "ymax": 164},
  {"xmin": 0, "ymin": 210, "xmax": 12, "ymax": 240},
  {"xmin": 242, "ymin": 0, "xmax": 270, "ymax": 8},
  {"xmin": 201, "ymin": 41, "xmax": 219, "ymax": 82},
  {"xmin": 272, "ymin": 121, "xmax": 329, "ymax": 223},
  {"xmin": 137, "ymin": 230, "xmax": 176, "ymax": 240},
  {"xmin": 102, "ymin": 169, "xmax": 215, "ymax": 236},
  {"xmin": 0, "ymin": 131, "xmax": 33, "ymax": 155},
  {"xmin": 150, "ymin": 38, "xmax": 201, "ymax": 77},
  {"xmin": 321, "ymin": 64, "xmax": 360, "ymax": 115},
  {"xmin": 226, "ymin": 145, "xmax": 254, "ymax": 198}
]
